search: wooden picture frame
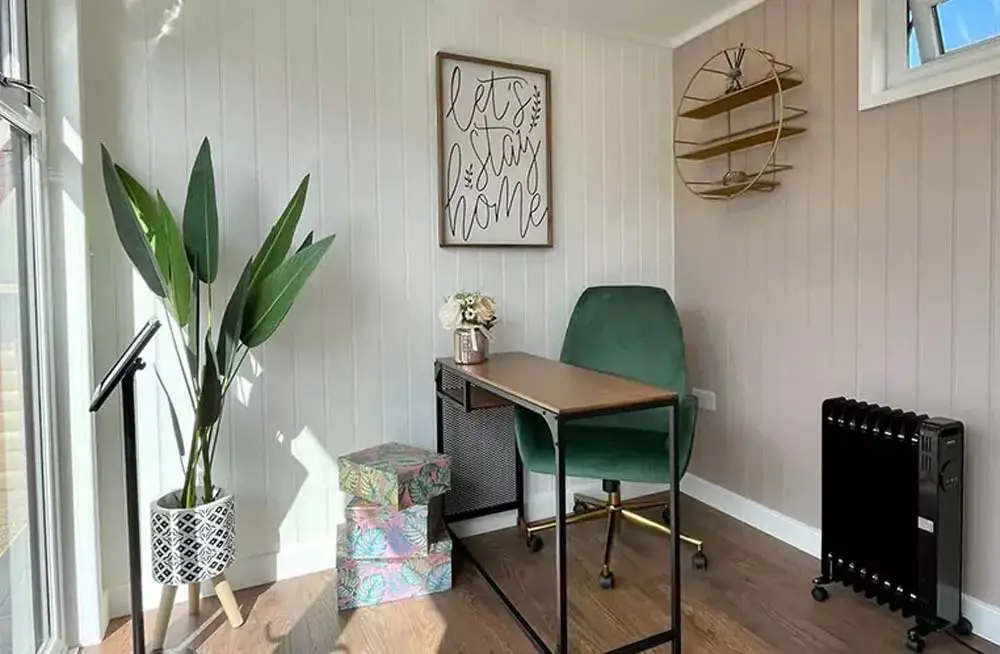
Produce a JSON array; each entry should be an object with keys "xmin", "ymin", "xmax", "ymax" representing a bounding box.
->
[{"xmin": 436, "ymin": 52, "xmax": 554, "ymax": 248}]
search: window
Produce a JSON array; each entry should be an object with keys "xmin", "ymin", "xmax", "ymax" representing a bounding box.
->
[
  {"xmin": 0, "ymin": 1, "xmax": 54, "ymax": 653},
  {"xmin": 860, "ymin": 0, "xmax": 1000, "ymax": 109}
]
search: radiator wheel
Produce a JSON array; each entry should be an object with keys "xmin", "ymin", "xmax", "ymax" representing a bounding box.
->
[
  {"xmin": 526, "ymin": 535, "xmax": 543, "ymax": 553},
  {"xmin": 811, "ymin": 586, "xmax": 829, "ymax": 603},
  {"xmin": 573, "ymin": 500, "xmax": 590, "ymax": 515},
  {"xmin": 905, "ymin": 636, "xmax": 925, "ymax": 653},
  {"xmin": 953, "ymin": 617, "xmax": 973, "ymax": 636}
]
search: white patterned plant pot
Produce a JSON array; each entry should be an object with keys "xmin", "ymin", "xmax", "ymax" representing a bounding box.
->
[{"xmin": 150, "ymin": 489, "xmax": 236, "ymax": 585}]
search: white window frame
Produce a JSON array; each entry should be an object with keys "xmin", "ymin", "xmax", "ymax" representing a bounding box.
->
[
  {"xmin": 860, "ymin": 0, "xmax": 1000, "ymax": 109},
  {"xmin": 1, "ymin": 0, "xmax": 64, "ymax": 652}
]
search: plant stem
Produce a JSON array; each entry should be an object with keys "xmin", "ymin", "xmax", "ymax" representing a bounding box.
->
[
  {"xmin": 201, "ymin": 427, "xmax": 213, "ymax": 503},
  {"xmin": 182, "ymin": 428, "xmax": 202, "ymax": 508},
  {"xmin": 164, "ymin": 315, "xmax": 196, "ymax": 409}
]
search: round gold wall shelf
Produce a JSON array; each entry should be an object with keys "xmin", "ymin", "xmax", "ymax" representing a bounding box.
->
[{"xmin": 673, "ymin": 46, "xmax": 807, "ymax": 201}]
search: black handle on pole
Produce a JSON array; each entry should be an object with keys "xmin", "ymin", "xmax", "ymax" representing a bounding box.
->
[{"xmin": 121, "ymin": 362, "xmax": 146, "ymax": 654}]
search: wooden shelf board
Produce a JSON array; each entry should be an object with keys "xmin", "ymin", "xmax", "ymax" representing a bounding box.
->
[
  {"xmin": 678, "ymin": 126, "xmax": 806, "ymax": 161},
  {"xmin": 698, "ymin": 179, "xmax": 781, "ymax": 198},
  {"xmin": 680, "ymin": 75, "xmax": 803, "ymax": 120}
]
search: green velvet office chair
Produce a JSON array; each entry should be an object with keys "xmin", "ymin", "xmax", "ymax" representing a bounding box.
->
[{"xmin": 514, "ymin": 285, "xmax": 704, "ymax": 589}]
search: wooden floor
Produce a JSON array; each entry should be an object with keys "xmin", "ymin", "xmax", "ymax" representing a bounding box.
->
[{"xmin": 87, "ymin": 496, "xmax": 998, "ymax": 653}]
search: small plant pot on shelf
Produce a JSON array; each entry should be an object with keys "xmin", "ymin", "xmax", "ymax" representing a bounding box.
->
[{"xmin": 149, "ymin": 489, "xmax": 244, "ymax": 650}]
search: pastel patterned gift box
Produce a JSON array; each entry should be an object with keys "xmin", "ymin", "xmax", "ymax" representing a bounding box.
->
[
  {"xmin": 336, "ymin": 526, "xmax": 453, "ymax": 610},
  {"xmin": 342, "ymin": 496, "xmax": 445, "ymax": 559},
  {"xmin": 338, "ymin": 442, "xmax": 451, "ymax": 511}
]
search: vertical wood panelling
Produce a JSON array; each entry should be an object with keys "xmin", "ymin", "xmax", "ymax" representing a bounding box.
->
[
  {"xmin": 676, "ymin": 0, "xmax": 1000, "ymax": 604},
  {"xmin": 85, "ymin": 0, "xmax": 674, "ymax": 608},
  {"xmin": 953, "ymin": 79, "xmax": 992, "ymax": 591}
]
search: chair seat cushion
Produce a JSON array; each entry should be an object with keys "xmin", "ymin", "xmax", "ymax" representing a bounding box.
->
[{"xmin": 515, "ymin": 410, "xmax": 691, "ymax": 484}]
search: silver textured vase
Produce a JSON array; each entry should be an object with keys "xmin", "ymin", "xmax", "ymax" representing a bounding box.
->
[
  {"xmin": 454, "ymin": 328, "xmax": 488, "ymax": 365},
  {"xmin": 150, "ymin": 489, "xmax": 235, "ymax": 585}
]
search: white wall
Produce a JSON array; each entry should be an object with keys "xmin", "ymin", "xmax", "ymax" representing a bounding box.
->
[{"xmin": 80, "ymin": 0, "xmax": 673, "ymax": 620}]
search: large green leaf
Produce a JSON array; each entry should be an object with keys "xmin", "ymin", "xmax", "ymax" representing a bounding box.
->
[
  {"xmin": 183, "ymin": 138, "xmax": 219, "ymax": 283},
  {"xmin": 295, "ymin": 230, "xmax": 315, "ymax": 254},
  {"xmin": 154, "ymin": 366, "xmax": 186, "ymax": 464},
  {"xmin": 156, "ymin": 193, "xmax": 192, "ymax": 327},
  {"xmin": 249, "ymin": 174, "xmax": 310, "ymax": 290},
  {"xmin": 115, "ymin": 166, "xmax": 163, "ymax": 247},
  {"xmin": 196, "ymin": 332, "xmax": 223, "ymax": 429},
  {"xmin": 101, "ymin": 146, "xmax": 166, "ymax": 297},
  {"xmin": 240, "ymin": 235, "xmax": 334, "ymax": 348},
  {"xmin": 216, "ymin": 258, "xmax": 253, "ymax": 373}
]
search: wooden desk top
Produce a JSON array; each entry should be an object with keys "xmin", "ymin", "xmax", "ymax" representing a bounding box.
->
[{"xmin": 437, "ymin": 352, "xmax": 677, "ymax": 417}]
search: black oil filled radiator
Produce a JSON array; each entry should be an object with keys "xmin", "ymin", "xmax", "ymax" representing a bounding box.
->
[{"xmin": 811, "ymin": 397, "xmax": 970, "ymax": 653}]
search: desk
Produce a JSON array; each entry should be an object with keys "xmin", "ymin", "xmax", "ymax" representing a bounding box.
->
[{"xmin": 434, "ymin": 352, "xmax": 681, "ymax": 653}]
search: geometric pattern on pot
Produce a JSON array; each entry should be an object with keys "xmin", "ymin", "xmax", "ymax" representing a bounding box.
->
[
  {"xmin": 150, "ymin": 490, "xmax": 236, "ymax": 585},
  {"xmin": 338, "ymin": 442, "xmax": 451, "ymax": 511}
]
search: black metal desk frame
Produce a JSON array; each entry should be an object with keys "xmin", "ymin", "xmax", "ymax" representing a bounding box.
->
[{"xmin": 435, "ymin": 360, "xmax": 682, "ymax": 654}]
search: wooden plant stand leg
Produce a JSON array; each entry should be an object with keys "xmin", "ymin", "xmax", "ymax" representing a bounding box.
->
[
  {"xmin": 151, "ymin": 585, "xmax": 177, "ymax": 651},
  {"xmin": 212, "ymin": 573, "xmax": 244, "ymax": 628},
  {"xmin": 188, "ymin": 583, "xmax": 200, "ymax": 615}
]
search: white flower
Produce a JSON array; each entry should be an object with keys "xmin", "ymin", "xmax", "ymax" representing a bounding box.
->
[
  {"xmin": 463, "ymin": 308, "xmax": 476, "ymax": 322},
  {"xmin": 438, "ymin": 298, "xmax": 463, "ymax": 331},
  {"xmin": 465, "ymin": 296, "xmax": 476, "ymax": 306}
]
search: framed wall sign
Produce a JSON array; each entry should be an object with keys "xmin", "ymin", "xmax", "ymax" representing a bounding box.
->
[{"xmin": 436, "ymin": 52, "xmax": 553, "ymax": 247}]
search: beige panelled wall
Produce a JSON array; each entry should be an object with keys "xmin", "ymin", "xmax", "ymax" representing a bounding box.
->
[
  {"xmin": 81, "ymin": 0, "xmax": 674, "ymax": 616},
  {"xmin": 675, "ymin": 0, "xmax": 1000, "ymax": 604}
]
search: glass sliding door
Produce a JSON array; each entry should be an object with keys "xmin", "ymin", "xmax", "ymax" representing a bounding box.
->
[
  {"xmin": 0, "ymin": 0, "xmax": 52, "ymax": 651},
  {"xmin": 0, "ymin": 117, "xmax": 45, "ymax": 654}
]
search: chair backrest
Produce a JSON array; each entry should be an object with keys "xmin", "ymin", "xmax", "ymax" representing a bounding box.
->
[{"xmin": 561, "ymin": 285, "xmax": 686, "ymax": 432}]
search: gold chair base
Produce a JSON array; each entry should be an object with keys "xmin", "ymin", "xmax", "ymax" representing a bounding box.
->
[{"xmin": 518, "ymin": 492, "xmax": 705, "ymax": 553}]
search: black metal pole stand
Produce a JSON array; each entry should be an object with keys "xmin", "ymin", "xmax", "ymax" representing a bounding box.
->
[{"xmin": 121, "ymin": 360, "xmax": 147, "ymax": 654}]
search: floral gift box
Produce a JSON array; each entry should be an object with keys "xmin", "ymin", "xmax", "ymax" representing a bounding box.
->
[
  {"xmin": 336, "ymin": 526, "xmax": 453, "ymax": 611},
  {"xmin": 341, "ymin": 496, "xmax": 446, "ymax": 560},
  {"xmin": 337, "ymin": 442, "xmax": 451, "ymax": 511}
]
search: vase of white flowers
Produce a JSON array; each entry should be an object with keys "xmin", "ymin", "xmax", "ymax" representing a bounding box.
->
[{"xmin": 439, "ymin": 292, "xmax": 497, "ymax": 365}]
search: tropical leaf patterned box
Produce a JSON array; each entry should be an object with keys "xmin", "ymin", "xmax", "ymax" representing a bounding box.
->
[
  {"xmin": 336, "ymin": 525, "xmax": 453, "ymax": 611},
  {"xmin": 338, "ymin": 442, "xmax": 451, "ymax": 511},
  {"xmin": 343, "ymin": 496, "xmax": 445, "ymax": 559}
]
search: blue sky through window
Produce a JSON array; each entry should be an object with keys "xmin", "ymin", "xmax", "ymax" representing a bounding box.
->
[{"xmin": 909, "ymin": 0, "xmax": 1000, "ymax": 67}]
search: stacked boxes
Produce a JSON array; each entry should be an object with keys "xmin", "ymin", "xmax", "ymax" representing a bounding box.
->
[{"xmin": 336, "ymin": 443, "xmax": 452, "ymax": 610}]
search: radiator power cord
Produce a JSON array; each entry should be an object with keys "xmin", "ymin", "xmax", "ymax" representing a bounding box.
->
[{"xmin": 947, "ymin": 629, "xmax": 989, "ymax": 654}]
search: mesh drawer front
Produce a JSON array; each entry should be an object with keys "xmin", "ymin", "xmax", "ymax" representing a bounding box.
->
[
  {"xmin": 441, "ymin": 402, "xmax": 517, "ymax": 518},
  {"xmin": 438, "ymin": 368, "xmax": 518, "ymax": 519}
]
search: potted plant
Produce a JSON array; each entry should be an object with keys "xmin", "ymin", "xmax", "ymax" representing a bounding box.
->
[
  {"xmin": 101, "ymin": 138, "xmax": 333, "ymax": 625},
  {"xmin": 438, "ymin": 292, "xmax": 497, "ymax": 364}
]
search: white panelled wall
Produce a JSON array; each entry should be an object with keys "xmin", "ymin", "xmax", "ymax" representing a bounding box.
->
[{"xmin": 80, "ymin": 0, "xmax": 674, "ymax": 618}]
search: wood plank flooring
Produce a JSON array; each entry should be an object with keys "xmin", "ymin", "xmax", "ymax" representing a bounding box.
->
[{"xmin": 86, "ymin": 495, "xmax": 997, "ymax": 653}]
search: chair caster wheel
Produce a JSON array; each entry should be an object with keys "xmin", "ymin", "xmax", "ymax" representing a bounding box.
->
[
  {"xmin": 811, "ymin": 586, "xmax": 829, "ymax": 603},
  {"xmin": 526, "ymin": 535, "xmax": 543, "ymax": 553},
  {"xmin": 573, "ymin": 501, "xmax": 589, "ymax": 515},
  {"xmin": 953, "ymin": 617, "xmax": 974, "ymax": 636},
  {"xmin": 905, "ymin": 636, "xmax": 925, "ymax": 653},
  {"xmin": 598, "ymin": 570, "xmax": 614, "ymax": 590},
  {"xmin": 692, "ymin": 551, "xmax": 708, "ymax": 571}
]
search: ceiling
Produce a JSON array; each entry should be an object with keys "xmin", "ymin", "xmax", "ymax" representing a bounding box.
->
[{"xmin": 456, "ymin": 0, "xmax": 755, "ymax": 48}]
